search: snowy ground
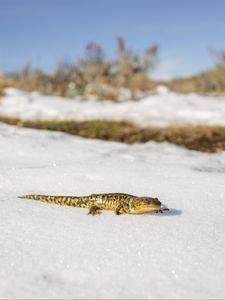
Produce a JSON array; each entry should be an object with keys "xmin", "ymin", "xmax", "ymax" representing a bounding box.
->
[
  {"xmin": 1, "ymin": 87, "xmax": 225, "ymax": 127},
  {"xmin": 0, "ymin": 122, "xmax": 225, "ymax": 299}
]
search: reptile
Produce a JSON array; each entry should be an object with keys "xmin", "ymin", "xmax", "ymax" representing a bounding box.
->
[{"xmin": 18, "ymin": 193, "xmax": 169, "ymax": 215}]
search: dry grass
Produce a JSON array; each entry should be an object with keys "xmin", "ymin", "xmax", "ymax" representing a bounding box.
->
[
  {"xmin": 166, "ymin": 66, "xmax": 225, "ymax": 95},
  {"xmin": 6, "ymin": 38, "xmax": 158, "ymax": 100},
  {"xmin": 0, "ymin": 75, "xmax": 15, "ymax": 96},
  {"xmin": 0, "ymin": 75, "xmax": 15, "ymax": 89},
  {"xmin": 0, "ymin": 115, "xmax": 225, "ymax": 153}
]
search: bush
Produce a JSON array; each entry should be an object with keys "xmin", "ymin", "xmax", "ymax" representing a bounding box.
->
[
  {"xmin": 166, "ymin": 49, "xmax": 225, "ymax": 95},
  {"xmin": 166, "ymin": 66, "xmax": 225, "ymax": 95},
  {"xmin": 0, "ymin": 75, "xmax": 15, "ymax": 89},
  {"xmin": 6, "ymin": 38, "xmax": 158, "ymax": 100}
]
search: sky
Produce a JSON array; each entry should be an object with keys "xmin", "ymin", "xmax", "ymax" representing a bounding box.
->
[{"xmin": 0, "ymin": 0, "xmax": 225, "ymax": 79}]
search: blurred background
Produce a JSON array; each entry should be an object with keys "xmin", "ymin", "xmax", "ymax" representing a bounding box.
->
[
  {"xmin": 1, "ymin": 0, "xmax": 225, "ymax": 152},
  {"xmin": 1, "ymin": 0, "xmax": 225, "ymax": 96}
]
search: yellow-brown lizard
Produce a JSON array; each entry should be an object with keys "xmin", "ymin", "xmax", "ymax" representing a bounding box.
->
[{"xmin": 18, "ymin": 193, "xmax": 169, "ymax": 215}]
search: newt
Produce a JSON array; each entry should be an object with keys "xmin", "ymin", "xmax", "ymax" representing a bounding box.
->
[{"xmin": 18, "ymin": 193, "xmax": 169, "ymax": 215}]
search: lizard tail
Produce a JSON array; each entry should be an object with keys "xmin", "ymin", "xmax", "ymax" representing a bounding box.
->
[{"xmin": 18, "ymin": 194, "xmax": 79, "ymax": 206}]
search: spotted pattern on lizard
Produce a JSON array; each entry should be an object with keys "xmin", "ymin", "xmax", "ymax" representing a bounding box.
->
[{"xmin": 18, "ymin": 193, "xmax": 169, "ymax": 215}]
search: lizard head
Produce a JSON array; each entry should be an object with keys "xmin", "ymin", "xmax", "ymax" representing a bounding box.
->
[{"xmin": 131, "ymin": 197, "xmax": 162, "ymax": 214}]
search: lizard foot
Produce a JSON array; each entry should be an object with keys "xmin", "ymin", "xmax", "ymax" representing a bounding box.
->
[{"xmin": 88, "ymin": 206, "xmax": 101, "ymax": 216}]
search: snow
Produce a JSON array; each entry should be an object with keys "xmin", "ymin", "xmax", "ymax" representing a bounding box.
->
[
  {"xmin": 1, "ymin": 87, "xmax": 225, "ymax": 298},
  {"xmin": 1, "ymin": 87, "xmax": 225, "ymax": 127},
  {"xmin": 0, "ymin": 122, "xmax": 225, "ymax": 299}
]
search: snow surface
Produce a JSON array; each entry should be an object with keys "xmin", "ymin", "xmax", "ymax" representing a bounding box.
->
[
  {"xmin": 1, "ymin": 87, "xmax": 225, "ymax": 127},
  {"xmin": 0, "ymin": 122, "xmax": 225, "ymax": 299}
]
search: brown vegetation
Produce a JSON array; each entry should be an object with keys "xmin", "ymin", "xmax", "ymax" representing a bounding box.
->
[
  {"xmin": 0, "ymin": 115, "xmax": 225, "ymax": 153},
  {"xmin": 7, "ymin": 38, "xmax": 158, "ymax": 100},
  {"xmin": 166, "ymin": 66, "xmax": 225, "ymax": 95},
  {"xmin": 167, "ymin": 50, "xmax": 225, "ymax": 95},
  {"xmin": 0, "ymin": 75, "xmax": 15, "ymax": 96},
  {"xmin": 3, "ymin": 45, "xmax": 225, "ymax": 97}
]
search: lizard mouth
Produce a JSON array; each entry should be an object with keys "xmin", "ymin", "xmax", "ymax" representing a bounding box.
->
[
  {"xmin": 136, "ymin": 204, "xmax": 161, "ymax": 213},
  {"xmin": 155, "ymin": 204, "xmax": 170, "ymax": 213}
]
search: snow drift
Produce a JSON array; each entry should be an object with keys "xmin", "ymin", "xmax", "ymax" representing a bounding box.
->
[{"xmin": 1, "ymin": 87, "xmax": 225, "ymax": 127}]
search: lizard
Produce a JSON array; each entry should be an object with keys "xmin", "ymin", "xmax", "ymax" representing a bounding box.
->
[{"xmin": 18, "ymin": 193, "xmax": 169, "ymax": 215}]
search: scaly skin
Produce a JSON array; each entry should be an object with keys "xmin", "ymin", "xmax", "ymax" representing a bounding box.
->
[{"xmin": 18, "ymin": 193, "xmax": 169, "ymax": 215}]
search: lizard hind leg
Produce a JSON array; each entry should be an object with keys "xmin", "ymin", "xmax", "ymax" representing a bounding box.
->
[{"xmin": 88, "ymin": 205, "xmax": 102, "ymax": 216}]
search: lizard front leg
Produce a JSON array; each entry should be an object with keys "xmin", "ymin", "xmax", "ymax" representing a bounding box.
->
[
  {"xmin": 88, "ymin": 205, "xmax": 101, "ymax": 216},
  {"xmin": 115, "ymin": 204, "xmax": 123, "ymax": 215}
]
